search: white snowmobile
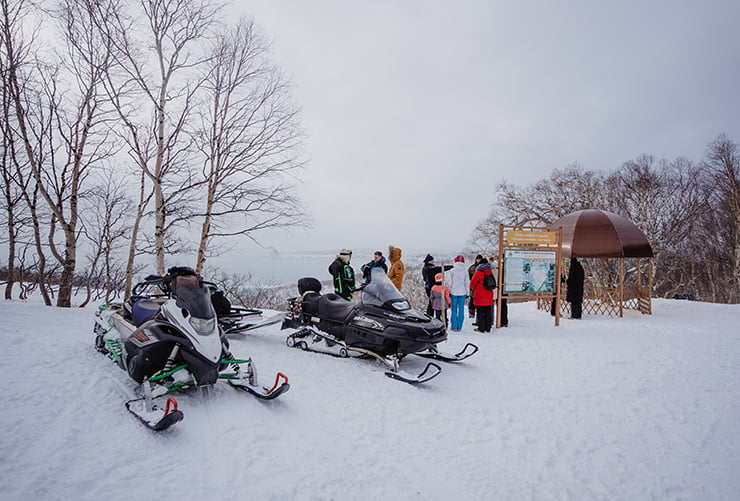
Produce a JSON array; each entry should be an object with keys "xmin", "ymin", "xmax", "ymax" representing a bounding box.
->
[{"xmin": 94, "ymin": 266, "xmax": 290, "ymax": 431}]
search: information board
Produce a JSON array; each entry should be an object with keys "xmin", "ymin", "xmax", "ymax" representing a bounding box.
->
[{"xmin": 503, "ymin": 250, "xmax": 557, "ymax": 294}]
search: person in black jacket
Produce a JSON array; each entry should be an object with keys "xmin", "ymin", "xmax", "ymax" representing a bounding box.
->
[
  {"xmin": 467, "ymin": 254, "xmax": 483, "ymax": 320},
  {"xmin": 422, "ymin": 254, "xmax": 452, "ymax": 316},
  {"xmin": 566, "ymin": 257, "xmax": 585, "ymax": 319},
  {"xmin": 329, "ymin": 249, "xmax": 356, "ymax": 301}
]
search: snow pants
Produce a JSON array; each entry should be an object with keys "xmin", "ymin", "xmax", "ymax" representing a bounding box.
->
[
  {"xmin": 476, "ymin": 304, "xmax": 493, "ymax": 332},
  {"xmin": 450, "ymin": 295, "xmax": 467, "ymax": 330}
]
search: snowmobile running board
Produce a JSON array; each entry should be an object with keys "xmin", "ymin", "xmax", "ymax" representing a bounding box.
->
[{"xmin": 415, "ymin": 343, "xmax": 479, "ymax": 363}]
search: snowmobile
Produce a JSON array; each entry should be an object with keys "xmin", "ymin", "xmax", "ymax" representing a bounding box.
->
[
  {"xmin": 206, "ymin": 283, "xmax": 286, "ymax": 337},
  {"xmin": 281, "ymin": 267, "xmax": 478, "ymax": 384},
  {"xmin": 94, "ymin": 266, "xmax": 290, "ymax": 431}
]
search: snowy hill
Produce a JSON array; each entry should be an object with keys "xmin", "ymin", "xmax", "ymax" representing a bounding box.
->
[{"xmin": 1, "ymin": 299, "xmax": 739, "ymax": 500}]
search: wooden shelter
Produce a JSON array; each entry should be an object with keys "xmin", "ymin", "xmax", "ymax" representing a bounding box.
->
[{"xmin": 542, "ymin": 209, "xmax": 654, "ymax": 317}]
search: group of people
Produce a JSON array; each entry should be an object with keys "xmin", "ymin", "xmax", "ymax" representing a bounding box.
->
[
  {"xmin": 424, "ymin": 254, "xmax": 511, "ymax": 333},
  {"xmin": 327, "ymin": 247, "xmax": 584, "ymax": 331},
  {"xmin": 327, "ymin": 246, "xmax": 404, "ymax": 301}
]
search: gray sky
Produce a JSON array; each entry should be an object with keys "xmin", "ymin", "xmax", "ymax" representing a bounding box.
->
[{"xmin": 239, "ymin": 0, "xmax": 740, "ymax": 255}]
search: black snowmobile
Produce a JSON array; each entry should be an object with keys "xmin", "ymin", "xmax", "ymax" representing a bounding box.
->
[
  {"xmin": 94, "ymin": 266, "xmax": 290, "ymax": 431},
  {"xmin": 281, "ymin": 267, "xmax": 478, "ymax": 384}
]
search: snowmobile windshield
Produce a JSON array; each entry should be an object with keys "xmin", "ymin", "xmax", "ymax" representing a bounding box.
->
[
  {"xmin": 173, "ymin": 284, "xmax": 216, "ymax": 320},
  {"xmin": 361, "ymin": 268, "xmax": 411, "ymax": 311}
]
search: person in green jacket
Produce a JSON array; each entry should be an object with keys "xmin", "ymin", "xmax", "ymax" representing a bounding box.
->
[{"xmin": 328, "ymin": 249, "xmax": 356, "ymax": 301}]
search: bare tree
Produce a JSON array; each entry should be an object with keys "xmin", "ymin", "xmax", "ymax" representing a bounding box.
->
[
  {"xmin": 469, "ymin": 163, "xmax": 608, "ymax": 249},
  {"xmin": 1, "ymin": 0, "xmax": 118, "ymax": 306},
  {"xmin": 607, "ymin": 155, "xmax": 708, "ymax": 297},
  {"xmin": 468, "ymin": 140, "xmax": 740, "ymax": 304},
  {"xmin": 702, "ymin": 133, "xmax": 740, "ymax": 302},
  {"xmin": 79, "ymin": 169, "xmax": 134, "ymax": 303},
  {"xmin": 100, "ymin": 0, "xmax": 224, "ymax": 281},
  {"xmin": 0, "ymin": 33, "xmax": 27, "ymax": 300},
  {"xmin": 193, "ymin": 18, "xmax": 307, "ymax": 274},
  {"xmin": 1, "ymin": 0, "xmax": 55, "ymax": 304}
]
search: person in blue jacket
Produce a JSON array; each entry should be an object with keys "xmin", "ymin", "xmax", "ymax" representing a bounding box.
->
[{"xmin": 360, "ymin": 251, "xmax": 388, "ymax": 285}]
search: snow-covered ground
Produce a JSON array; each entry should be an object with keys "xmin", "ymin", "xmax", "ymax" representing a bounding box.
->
[{"xmin": 1, "ymin": 298, "xmax": 739, "ymax": 500}]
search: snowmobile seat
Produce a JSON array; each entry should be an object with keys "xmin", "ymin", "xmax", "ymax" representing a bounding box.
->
[
  {"xmin": 316, "ymin": 293, "xmax": 355, "ymax": 322},
  {"xmin": 132, "ymin": 298, "xmax": 161, "ymax": 325},
  {"xmin": 297, "ymin": 277, "xmax": 322, "ymax": 295}
]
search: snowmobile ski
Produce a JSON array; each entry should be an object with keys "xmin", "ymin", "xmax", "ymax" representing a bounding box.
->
[
  {"xmin": 384, "ymin": 362, "xmax": 442, "ymax": 384},
  {"xmin": 218, "ymin": 356, "xmax": 290, "ymax": 400},
  {"xmin": 286, "ymin": 326, "xmax": 443, "ymax": 384},
  {"xmin": 125, "ymin": 395, "xmax": 184, "ymax": 431},
  {"xmin": 227, "ymin": 371, "xmax": 291, "ymax": 400},
  {"xmin": 415, "ymin": 343, "xmax": 479, "ymax": 362}
]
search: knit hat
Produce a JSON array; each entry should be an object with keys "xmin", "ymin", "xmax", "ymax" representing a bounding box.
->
[
  {"xmin": 454, "ymin": 255, "xmax": 465, "ymax": 263},
  {"xmin": 338, "ymin": 249, "xmax": 352, "ymax": 263},
  {"xmin": 434, "ymin": 273, "xmax": 443, "ymax": 283},
  {"xmin": 424, "ymin": 254, "xmax": 434, "ymax": 263}
]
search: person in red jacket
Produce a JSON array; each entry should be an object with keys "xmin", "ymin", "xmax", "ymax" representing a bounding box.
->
[{"xmin": 469, "ymin": 257, "xmax": 495, "ymax": 332}]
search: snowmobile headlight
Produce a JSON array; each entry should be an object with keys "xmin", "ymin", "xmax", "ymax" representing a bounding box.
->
[
  {"xmin": 189, "ymin": 316, "xmax": 216, "ymax": 335},
  {"xmin": 391, "ymin": 300, "xmax": 410, "ymax": 311}
]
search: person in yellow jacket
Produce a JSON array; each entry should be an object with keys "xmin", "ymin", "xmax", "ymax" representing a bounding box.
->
[{"xmin": 387, "ymin": 245, "xmax": 405, "ymax": 291}]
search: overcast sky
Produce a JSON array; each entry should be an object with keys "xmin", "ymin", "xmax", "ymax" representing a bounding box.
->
[{"xmin": 238, "ymin": 0, "xmax": 740, "ymax": 256}]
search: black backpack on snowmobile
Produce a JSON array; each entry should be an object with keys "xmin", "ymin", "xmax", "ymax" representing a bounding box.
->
[
  {"xmin": 94, "ymin": 266, "xmax": 290, "ymax": 431},
  {"xmin": 281, "ymin": 267, "xmax": 478, "ymax": 384}
]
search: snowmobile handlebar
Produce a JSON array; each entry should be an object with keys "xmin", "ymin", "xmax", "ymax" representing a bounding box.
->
[
  {"xmin": 132, "ymin": 276, "xmax": 166, "ymax": 296},
  {"xmin": 133, "ymin": 268, "xmax": 203, "ymax": 297}
]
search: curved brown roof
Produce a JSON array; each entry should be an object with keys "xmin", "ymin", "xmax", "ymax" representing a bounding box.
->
[{"xmin": 550, "ymin": 209, "xmax": 654, "ymax": 258}]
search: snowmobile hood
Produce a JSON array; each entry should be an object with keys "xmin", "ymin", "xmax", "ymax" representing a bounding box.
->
[{"xmin": 160, "ymin": 296, "xmax": 222, "ymax": 363}]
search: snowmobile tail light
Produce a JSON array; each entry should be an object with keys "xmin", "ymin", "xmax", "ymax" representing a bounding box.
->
[{"xmin": 189, "ymin": 316, "xmax": 216, "ymax": 335}]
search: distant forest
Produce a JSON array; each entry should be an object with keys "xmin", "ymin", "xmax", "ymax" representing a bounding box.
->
[{"xmin": 469, "ymin": 133, "xmax": 740, "ymax": 304}]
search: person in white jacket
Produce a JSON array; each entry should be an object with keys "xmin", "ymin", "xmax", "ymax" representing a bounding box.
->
[{"xmin": 445, "ymin": 255, "xmax": 471, "ymax": 331}]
